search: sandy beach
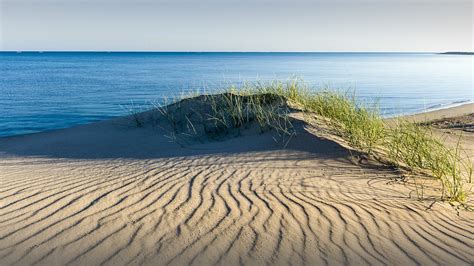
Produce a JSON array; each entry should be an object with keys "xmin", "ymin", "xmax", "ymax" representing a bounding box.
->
[{"xmin": 1, "ymin": 102, "xmax": 473, "ymax": 265}]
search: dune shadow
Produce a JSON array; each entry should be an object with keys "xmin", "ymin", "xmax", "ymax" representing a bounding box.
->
[{"xmin": 0, "ymin": 116, "xmax": 355, "ymax": 161}]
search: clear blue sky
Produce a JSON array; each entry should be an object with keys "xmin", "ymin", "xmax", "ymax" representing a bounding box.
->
[{"xmin": 1, "ymin": 0, "xmax": 472, "ymax": 52}]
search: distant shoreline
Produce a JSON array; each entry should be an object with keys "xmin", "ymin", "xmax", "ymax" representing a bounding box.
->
[{"xmin": 440, "ymin": 52, "xmax": 474, "ymax": 55}]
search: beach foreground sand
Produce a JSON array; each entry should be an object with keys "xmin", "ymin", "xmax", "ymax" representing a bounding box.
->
[{"xmin": 1, "ymin": 103, "xmax": 473, "ymax": 265}]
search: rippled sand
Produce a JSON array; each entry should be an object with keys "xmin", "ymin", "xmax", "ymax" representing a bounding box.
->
[{"xmin": 1, "ymin": 106, "xmax": 473, "ymax": 265}]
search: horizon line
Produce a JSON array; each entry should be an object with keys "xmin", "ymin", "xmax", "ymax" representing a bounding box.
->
[{"xmin": 0, "ymin": 50, "xmax": 453, "ymax": 53}]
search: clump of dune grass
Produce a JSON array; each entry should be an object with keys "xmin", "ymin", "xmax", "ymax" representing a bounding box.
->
[
  {"xmin": 384, "ymin": 120, "xmax": 472, "ymax": 202},
  {"xmin": 152, "ymin": 90, "xmax": 295, "ymax": 144},
  {"xmin": 302, "ymin": 91, "xmax": 385, "ymax": 154},
  {"xmin": 248, "ymin": 81, "xmax": 385, "ymax": 154},
  {"xmin": 206, "ymin": 90, "xmax": 294, "ymax": 137},
  {"xmin": 150, "ymin": 80, "xmax": 471, "ymax": 203}
]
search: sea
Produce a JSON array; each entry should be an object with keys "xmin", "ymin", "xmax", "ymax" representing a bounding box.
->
[{"xmin": 0, "ymin": 52, "xmax": 472, "ymax": 137}]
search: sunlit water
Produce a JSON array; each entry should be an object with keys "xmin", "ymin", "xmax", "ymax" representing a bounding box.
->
[{"xmin": 0, "ymin": 52, "xmax": 472, "ymax": 137}]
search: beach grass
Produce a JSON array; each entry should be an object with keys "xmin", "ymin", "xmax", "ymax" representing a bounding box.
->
[
  {"xmin": 155, "ymin": 87, "xmax": 295, "ymax": 143},
  {"xmin": 153, "ymin": 80, "xmax": 472, "ymax": 203},
  {"xmin": 384, "ymin": 120, "xmax": 471, "ymax": 202}
]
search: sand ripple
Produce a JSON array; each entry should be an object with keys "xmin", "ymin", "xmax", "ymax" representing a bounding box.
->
[{"xmin": 1, "ymin": 150, "xmax": 473, "ymax": 266}]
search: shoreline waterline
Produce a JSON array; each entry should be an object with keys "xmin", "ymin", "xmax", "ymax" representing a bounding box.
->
[{"xmin": 384, "ymin": 100, "xmax": 474, "ymax": 119}]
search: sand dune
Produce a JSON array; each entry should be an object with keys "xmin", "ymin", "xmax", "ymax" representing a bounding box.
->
[{"xmin": 1, "ymin": 107, "xmax": 473, "ymax": 265}]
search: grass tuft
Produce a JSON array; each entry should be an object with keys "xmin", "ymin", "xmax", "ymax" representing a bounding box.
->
[{"xmin": 384, "ymin": 120, "xmax": 472, "ymax": 202}]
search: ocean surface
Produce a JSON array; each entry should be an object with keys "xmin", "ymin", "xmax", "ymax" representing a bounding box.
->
[{"xmin": 0, "ymin": 52, "xmax": 472, "ymax": 137}]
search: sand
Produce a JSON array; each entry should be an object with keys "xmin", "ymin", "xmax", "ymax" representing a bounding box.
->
[
  {"xmin": 1, "ymin": 103, "xmax": 473, "ymax": 265},
  {"xmin": 404, "ymin": 103, "xmax": 474, "ymax": 123}
]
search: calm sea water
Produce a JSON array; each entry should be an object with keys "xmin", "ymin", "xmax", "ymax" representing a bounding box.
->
[{"xmin": 0, "ymin": 52, "xmax": 472, "ymax": 137}]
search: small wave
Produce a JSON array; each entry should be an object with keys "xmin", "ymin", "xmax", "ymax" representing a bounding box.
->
[
  {"xmin": 423, "ymin": 99, "xmax": 473, "ymax": 113},
  {"xmin": 426, "ymin": 100, "xmax": 471, "ymax": 110},
  {"xmin": 384, "ymin": 99, "xmax": 473, "ymax": 118}
]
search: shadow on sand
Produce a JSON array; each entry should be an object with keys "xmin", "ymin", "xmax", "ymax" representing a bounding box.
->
[{"xmin": 0, "ymin": 116, "xmax": 354, "ymax": 161}]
